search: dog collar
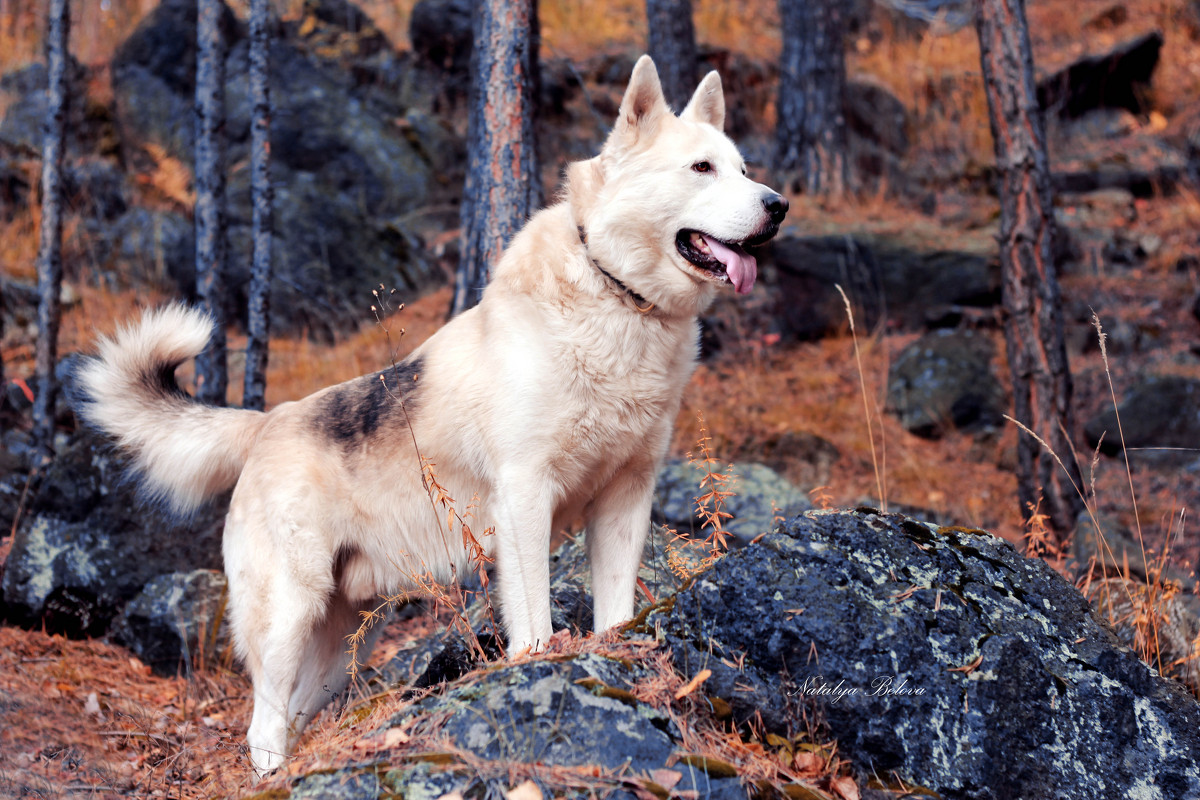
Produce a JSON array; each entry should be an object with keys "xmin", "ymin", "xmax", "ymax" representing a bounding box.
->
[{"xmin": 577, "ymin": 225, "xmax": 657, "ymax": 315}]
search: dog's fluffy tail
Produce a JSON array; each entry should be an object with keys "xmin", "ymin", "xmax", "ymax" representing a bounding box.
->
[{"xmin": 70, "ymin": 304, "xmax": 267, "ymax": 516}]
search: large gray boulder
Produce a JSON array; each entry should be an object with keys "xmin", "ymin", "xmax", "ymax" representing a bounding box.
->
[
  {"xmin": 1, "ymin": 433, "xmax": 225, "ymax": 637},
  {"xmin": 654, "ymin": 459, "xmax": 810, "ymax": 544},
  {"xmin": 110, "ymin": 0, "xmax": 449, "ymax": 337},
  {"xmin": 110, "ymin": 569, "xmax": 231, "ymax": 676},
  {"xmin": 375, "ymin": 654, "xmax": 745, "ymax": 799},
  {"xmin": 1084, "ymin": 374, "xmax": 1200, "ymax": 467},
  {"xmin": 886, "ymin": 328, "xmax": 1006, "ymax": 438},
  {"xmin": 649, "ymin": 509, "xmax": 1200, "ymax": 800},
  {"xmin": 766, "ymin": 233, "xmax": 999, "ymax": 339}
]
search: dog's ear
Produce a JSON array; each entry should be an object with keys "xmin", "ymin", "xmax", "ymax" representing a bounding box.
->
[
  {"xmin": 608, "ymin": 55, "xmax": 669, "ymax": 151},
  {"xmin": 681, "ymin": 70, "xmax": 724, "ymax": 130}
]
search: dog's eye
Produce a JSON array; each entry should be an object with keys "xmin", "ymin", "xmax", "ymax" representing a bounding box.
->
[{"xmin": 692, "ymin": 161, "xmax": 712, "ymax": 174}]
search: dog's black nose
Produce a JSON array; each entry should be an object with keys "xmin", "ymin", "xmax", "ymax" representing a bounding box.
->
[{"xmin": 763, "ymin": 192, "xmax": 789, "ymax": 224}]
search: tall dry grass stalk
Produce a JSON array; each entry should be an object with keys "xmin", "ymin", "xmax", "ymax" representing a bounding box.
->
[{"xmin": 836, "ymin": 283, "xmax": 887, "ymax": 511}]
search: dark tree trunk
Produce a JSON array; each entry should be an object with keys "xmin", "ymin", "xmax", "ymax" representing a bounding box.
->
[
  {"xmin": 242, "ymin": 0, "xmax": 273, "ymax": 412},
  {"xmin": 775, "ymin": 0, "xmax": 848, "ymax": 198},
  {"xmin": 645, "ymin": 0, "xmax": 697, "ymax": 112},
  {"xmin": 452, "ymin": 0, "xmax": 540, "ymax": 317},
  {"xmin": 976, "ymin": 0, "xmax": 1082, "ymax": 543},
  {"xmin": 194, "ymin": 0, "xmax": 228, "ymax": 405},
  {"xmin": 0, "ymin": 283, "xmax": 5, "ymax": 404},
  {"xmin": 31, "ymin": 0, "xmax": 69, "ymax": 463}
]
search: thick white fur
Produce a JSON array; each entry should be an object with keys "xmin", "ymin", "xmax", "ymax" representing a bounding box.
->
[{"xmin": 74, "ymin": 56, "xmax": 784, "ymax": 776}]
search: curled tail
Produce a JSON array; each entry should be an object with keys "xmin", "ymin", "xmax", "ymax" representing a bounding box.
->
[{"xmin": 69, "ymin": 304, "xmax": 267, "ymax": 515}]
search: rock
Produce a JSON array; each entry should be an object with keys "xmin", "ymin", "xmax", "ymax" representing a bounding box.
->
[
  {"xmin": 1083, "ymin": 374, "xmax": 1200, "ymax": 466},
  {"xmin": 104, "ymin": 207, "xmax": 196, "ymax": 288},
  {"xmin": 753, "ymin": 429, "xmax": 840, "ymax": 490},
  {"xmin": 845, "ymin": 78, "xmax": 909, "ymax": 156},
  {"xmin": 0, "ymin": 439, "xmax": 30, "ymax": 545},
  {"xmin": 0, "ymin": 149, "xmax": 31, "ymax": 221},
  {"xmin": 1061, "ymin": 107, "xmax": 1141, "ymax": 140},
  {"xmin": 0, "ymin": 59, "xmax": 90, "ymax": 153},
  {"xmin": 409, "ymin": 0, "xmax": 473, "ymax": 77},
  {"xmin": 886, "ymin": 329, "xmax": 1006, "ymax": 438},
  {"xmin": 1053, "ymin": 160, "xmax": 1187, "ymax": 199},
  {"xmin": 294, "ymin": 0, "xmax": 389, "ymax": 59},
  {"xmin": 1, "ymin": 432, "xmax": 225, "ymax": 637},
  {"xmin": 649, "ymin": 509, "xmax": 1200, "ymax": 799},
  {"xmin": 110, "ymin": 570, "xmax": 231, "ymax": 676},
  {"xmin": 392, "ymin": 653, "xmax": 678, "ymax": 767},
  {"xmin": 654, "ymin": 459, "xmax": 810, "ymax": 544},
  {"xmin": 288, "ymin": 769, "xmax": 394, "ymax": 800},
  {"xmin": 111, "ymin": 0, "xmax": 242, "ymax": 158},
  {"xmin": 63, "ymin": 158, "xmax": 128, "ymax": 222},
  {"xmin": 1037, "ymin": 31, "xmax": 1163, "ymax": 119},
  {"xmin": 373, "ymin": 653, "xmax": 744, "ymax": 798},
  {"xmin": 767, "ymin": 234, "xmax": 999, "ymax": 339},
  {"xmin": 110, "ymin": 0, "xmax": 446, "ymax": 337}
]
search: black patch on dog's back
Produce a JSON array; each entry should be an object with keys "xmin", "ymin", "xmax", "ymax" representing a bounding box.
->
[{"xmin": 319, "ymin": 356, "xmax": 422, "ymax": 448}]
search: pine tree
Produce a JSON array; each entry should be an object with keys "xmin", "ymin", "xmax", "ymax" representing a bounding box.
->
[
  {"xmin": 775, "ymin": 0, "xmax": 848, "ymax": 198},
  {"xmin": 194, "ymin": 0, "xmax": 228, "ymax": 405},
  {"xmin": 975, "ymin": 0, "xmax": 1082, "ymax": 542},
  {"xmin": 243, "ymin": 0, "xmax": 273, "ymax": 412},
  {"xmin": 31, "ymin": 0, "xmax": 70, "ymax": 462},
  {"xmin": 645, "ymin": 0, "xmax": 697, "ymax": 112},
  {"xmin": 452, "ymin": 0, "xmax": 540, "ymax": 316}
]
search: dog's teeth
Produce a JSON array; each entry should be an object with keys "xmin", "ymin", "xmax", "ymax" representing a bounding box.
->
[{"xmin": 691, "ymin": 232, "xmax": 709, "ymax": 254}]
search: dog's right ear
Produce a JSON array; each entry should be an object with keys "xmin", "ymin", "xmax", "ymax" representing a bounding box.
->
[
  {"xmin": 566, "ymin": 156, "xmax": 603, "ymax": 221},
  {"xmin": 606, "ymin": 55, "xmax": 669, "ymax": 154}
]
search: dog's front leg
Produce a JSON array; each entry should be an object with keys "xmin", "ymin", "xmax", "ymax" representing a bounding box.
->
[
  {"xmin": 491, "ymin": 483, "xmax": 554, "ymax": 653},
  {"xmin": 586, "ymin": 462, "xmax": 657, "ymax": 632}
]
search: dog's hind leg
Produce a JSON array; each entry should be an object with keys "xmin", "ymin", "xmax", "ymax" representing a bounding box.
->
[
  {"xmin": 285, "ymin": 591, "xmax": 383, "ymax": 739},
  {"xmin": 230, "ymin": 526, "xmax": 342, "ymax": 775},
  {"xmin": 586, "ymin": 460, "xmax": 657, "ymax": 632},
  {"xmin": 241, "ymin": 595, "xmax": 324, "ymax": 776}
]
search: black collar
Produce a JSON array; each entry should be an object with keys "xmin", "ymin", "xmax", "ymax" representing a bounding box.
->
[{"xmin": 577, "ymin": 225, "xmax": 657, "ymax": 314}]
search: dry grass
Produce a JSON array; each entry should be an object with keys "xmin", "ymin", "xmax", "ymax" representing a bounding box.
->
[{"xmin": 0, "ymin": 623, "xmax": 257, "ymax": 799}]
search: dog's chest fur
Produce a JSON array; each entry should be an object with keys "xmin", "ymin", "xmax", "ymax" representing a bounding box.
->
[{"xmin": 536, "ymin": 309, "xmax": 696, "ymax": 494}]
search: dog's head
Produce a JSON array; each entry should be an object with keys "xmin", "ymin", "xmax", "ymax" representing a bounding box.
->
[{"xmin": 569, "ymin": 55, "xmax": 787, "ymax": 315}]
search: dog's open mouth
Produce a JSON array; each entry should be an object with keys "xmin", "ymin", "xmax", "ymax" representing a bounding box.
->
[{"xmin": 676, "ymin": 230, "xmax": 762, "ymax": 295}]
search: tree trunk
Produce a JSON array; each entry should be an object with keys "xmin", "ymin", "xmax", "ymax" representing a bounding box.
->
[
  {"xmin": 775, "ymin": 0, "xmax": 848, "ymax": 198},
  {"xmin": 194, "ymin": 0, "xmax": 228, "ymax": 405},
  {"xmin": 452, "ymin": 0, "xmax": 540, "ymax": 317},
  {"xmin": 975, "ymin": 0, "xmax": 1082, "ymax": 544},
  {"xmin": 31, "ymin": 0, "xmax": 69, "ymax": 463},
  {"xmin": 645, "ymin": 0, "xmax": 697, "ymax": 112},
  {"xmin": 242, "ymin": 0, "xmax": 273, "ymax": 412}
]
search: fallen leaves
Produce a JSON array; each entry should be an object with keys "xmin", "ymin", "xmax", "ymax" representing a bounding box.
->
[{"xmin": 673, "ymin": 668, "xmax": 712, "ymax": 700}]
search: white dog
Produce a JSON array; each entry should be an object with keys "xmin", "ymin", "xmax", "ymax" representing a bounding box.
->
[{"xmin": 71, "ymin": 55, "xmax": 786, "ymax": 774}]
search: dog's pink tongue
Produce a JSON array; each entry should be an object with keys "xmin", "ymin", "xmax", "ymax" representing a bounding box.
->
[{"xmin": 704, "ymin": 235, "xmax": 757, "ymax": 295}]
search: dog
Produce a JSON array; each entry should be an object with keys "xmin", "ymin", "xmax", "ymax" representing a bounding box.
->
[{"xmin": 71, "ymin": 55, "xmax": 787, "ymax": 775}]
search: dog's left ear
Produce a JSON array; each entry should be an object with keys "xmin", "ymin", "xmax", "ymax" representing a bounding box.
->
[{"xmin": 681, "ymin": 71, "xmax": 725, "ymax": 130}]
